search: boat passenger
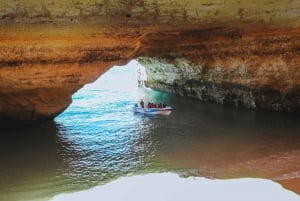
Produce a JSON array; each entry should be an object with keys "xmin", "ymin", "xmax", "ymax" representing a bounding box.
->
[{"xmin": 140, "ymin": 100, "xmax": 145, "ymax": 108}]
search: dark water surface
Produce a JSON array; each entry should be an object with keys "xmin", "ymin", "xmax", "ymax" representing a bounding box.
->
[{"xmin": 0, "ymin": 61, "xmax": 300, "ymax": 201}]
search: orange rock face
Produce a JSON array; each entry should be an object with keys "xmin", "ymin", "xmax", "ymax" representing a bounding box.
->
[
  {"xmin": 0, "ymin": 23, "xmax": 299, "ymax": 127},
  {"xmin": 0, "ymin": 0, "xmax": 298, "ymax": 126},
  {"xmin": 0, "ymin": 25, "xmax": 141, "ymax": 127}
]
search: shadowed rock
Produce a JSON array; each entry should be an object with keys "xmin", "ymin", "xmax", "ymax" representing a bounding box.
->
[{"xmin": 0, "ymin": 0, "xmax": 299, "ymax": 127}]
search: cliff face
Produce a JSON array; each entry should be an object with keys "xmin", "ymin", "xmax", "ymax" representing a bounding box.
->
[
  {"xmin": 0, "ymin": 0, "xmax": 299, "ymax": 26},
  {"xmin": 0, "ymin": 0, "xmax": 299, "ymax": 127},
  {"xmin": 0, "ymin": 26, "xmax": 141, "ymax": 127},
  {"xmin": 137, "ymin": 27, "xmax": 300, "ymax": 111}
]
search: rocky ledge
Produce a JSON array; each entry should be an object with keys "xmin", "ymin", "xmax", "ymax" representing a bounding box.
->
[
  {"xmin": 137, "ymin": 26, "xmax": 300, "ymax": 112},
  {"xmin": 0, "ymin": 0, "xmax": 299, "ymax": 128},
  {"xmin": 0, "ymin": 25, "xmax": 140, "ymax": 127}
]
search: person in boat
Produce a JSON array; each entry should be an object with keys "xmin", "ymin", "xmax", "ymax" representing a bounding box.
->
[
  {"xmin": 163, "ymin": 103, "xmax": 166, "ymax": 108},
  {"xmin": 140, "ymin": 99, "xmax": 145, "ymax": 108}
]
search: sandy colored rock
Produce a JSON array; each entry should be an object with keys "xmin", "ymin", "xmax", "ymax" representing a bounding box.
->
[
  {"xmin": 0, "ymin": 0, "xmax": 299, "ymax": 124},
  {"xmin": 137, "ymin": 26, "xmax": 300, "ymax": 111}
]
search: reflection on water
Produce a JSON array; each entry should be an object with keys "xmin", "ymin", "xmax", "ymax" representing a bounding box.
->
[
  {"xmin": 0, "ymin": 60, "xmax": 300, "ymax": 201},
  {"xmin": 0, "ymin": 122, "xmax": 65, "ymax": 201}
]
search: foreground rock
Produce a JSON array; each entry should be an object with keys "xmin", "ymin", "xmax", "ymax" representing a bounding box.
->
[
  {"xmin": 0, "ymin": 0, "xmax": 299, "ymax": 127},
  {"xmin": 0, "ymin": 25, "xmax": 142, "ymax": 127}
]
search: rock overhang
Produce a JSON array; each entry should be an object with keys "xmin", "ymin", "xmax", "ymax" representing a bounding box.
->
[{"xmin": 0, "ymin": 0, "xmax": 299, "ymax": 128}]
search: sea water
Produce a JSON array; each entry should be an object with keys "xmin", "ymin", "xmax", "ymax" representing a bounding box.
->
[{"xmin": 0, "ymin": 60, "xmax": 300, "ymax": 201}]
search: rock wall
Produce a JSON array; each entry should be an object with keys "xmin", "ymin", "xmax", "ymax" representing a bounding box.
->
[
  {"xmin": 0, "ymin": 26, "xmax": 141, "ymax": 127},
  {"xmin": 138, "ymin": 25, "xmax": 300, "ymax": 111},
  {"xmin": 0, "ymin": 0, "xmax": 299, "ymax": 27},
  {"xmin": 0, "ymin": 0, "xmax": 299, "ymax": 127},
  {"xmin": 137, "ymin": 26, "xmax": 300, "ymax": 111}
]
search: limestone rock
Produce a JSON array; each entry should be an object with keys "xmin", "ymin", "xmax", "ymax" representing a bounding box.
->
[
  {"xmin": 0, "ymin": 0, "xmax": 299, "ymax": 127},
  {"xmin": 136, "ymin": 25, "xmax": 300, "ymax": 112}
]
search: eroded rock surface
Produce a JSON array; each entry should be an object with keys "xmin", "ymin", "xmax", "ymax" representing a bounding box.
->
[
  {"xmin": 137, "ymin": 26, "xmax": 300, "ymax": 111},
  {"xmin": 0, "ymin": 26, "xmax": 141, "ymax": 127},
  {"xmin": 0, "ymin": 0, "xmax": 299, "ymax": 127}
]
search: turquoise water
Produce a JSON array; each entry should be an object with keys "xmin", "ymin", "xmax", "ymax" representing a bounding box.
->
[{"xmin": 0, "ymin": 60, "xmax": 300, "ymax": 201}]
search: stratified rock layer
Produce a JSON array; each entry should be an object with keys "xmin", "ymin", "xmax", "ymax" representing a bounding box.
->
[
  {"xmin": 0, "ymin": 25, "xmax": 141, "ymax": 127},
  {"xmin": 0, "ymin": 0, "xmax": 299, "ymax": 127},
  {"xmin": 137, "ymin": 26, "xmax": 300, "ymax": 111}
]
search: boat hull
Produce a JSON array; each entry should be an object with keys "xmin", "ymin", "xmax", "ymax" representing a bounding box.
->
[{"xmin": 133, "ymin": 106, "xmax": 172, "ymax": 115}]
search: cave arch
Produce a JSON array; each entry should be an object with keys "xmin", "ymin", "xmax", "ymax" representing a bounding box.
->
[{"xmin": 0, "ymin": 22, "xmax": 299, "ymax": 128}]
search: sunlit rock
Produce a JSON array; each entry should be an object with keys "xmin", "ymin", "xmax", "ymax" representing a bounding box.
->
[{"xmin": 0, "ymin": 0, "xmax": 299, "ymax": 127}]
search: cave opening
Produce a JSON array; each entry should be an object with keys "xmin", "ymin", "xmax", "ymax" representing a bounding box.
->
[
  {"xmin": 54, "ymin": 59, "xmax": 171, "ymax": 126},
  {"xmin": 55, "ymin": 60, "xmax": 143, "ymax": 123}
]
